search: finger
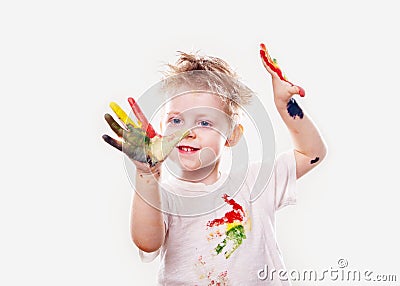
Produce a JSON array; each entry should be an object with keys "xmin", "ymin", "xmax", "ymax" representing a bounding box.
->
[
  {"xmin": 150, "ymin": 129, "xmax": 190, "ymax": 162},
  {"xmin": 104, "ymin": 113, "xmax": 124, "ymax": 137},
  {"xmin": 287, "ymin": 85, "xmax": 306, "ymax": 97},
  {"xmin": 128, "ymin": 97, "xmax": 157, "ymax": 138},
  {"xmin": 260, "ymin": 43, "xmax": 306, "ymax": 97},
  {"xmin": 109, "ymin": 102, "xmax": 139, "ymax": 128},
  {"xmin": 260, "ymin": 43, "xmax": 273, "ymax": 62},
  {"xmin": 295, "ymin": 85, "xmax": 306, "ymax": 97},
  {"xmin": 260, "ymin": 51, "xmax": 283, "ymax": 80},
  {"xmin": 102, "ymin": 134, "xmax": 123, "ymax": 152},
  {"xmin": 260, "ymin": 49, "xmax": 276, "ymax": 76},
  {"xmin": 260, "ymin": 44, "xmax": 285, "ymax": 80},
  {"xmin": 104, "ymin": 131, "xmax": 148, "ymax": 164}
]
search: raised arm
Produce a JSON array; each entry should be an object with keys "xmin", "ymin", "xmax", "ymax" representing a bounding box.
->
[
  {"xmin": 260, "ymin": 43, "xmax": 327, "ymax": 179},
  {"xmin": 102, "ymin": 98, "xmax": 188, "ymax": 252}
]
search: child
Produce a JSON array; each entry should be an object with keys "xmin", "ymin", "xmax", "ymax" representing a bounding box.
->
[{"xmin": 103, "ymin": 45, "xmax": 327, "ymax": 285}]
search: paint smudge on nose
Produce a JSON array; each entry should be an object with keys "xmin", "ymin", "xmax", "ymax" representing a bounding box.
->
[
  {"xmin": 287, "ymin": 98, "xmax": 304, "ymax": 119},
  {"xmin": 310, "ymin": 157, "xmax": 320, "ymax": 164}
]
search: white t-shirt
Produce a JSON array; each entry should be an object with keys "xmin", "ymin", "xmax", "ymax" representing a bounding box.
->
[{"xmin": 139, "ymin": 151, "xmax": 297, "ymax": 285}]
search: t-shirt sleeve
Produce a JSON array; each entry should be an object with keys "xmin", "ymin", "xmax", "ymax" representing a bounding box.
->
[
  {"xmin": 274, "ymin": 150, "xmax": 298, "ymax": 211},
  {"xmin": 138, "ymin": 248, "xmax": 160, "ymax": 263},
  {"xmin": 137, "ymin": 213, "xmax": 169, "ymax": 263}
]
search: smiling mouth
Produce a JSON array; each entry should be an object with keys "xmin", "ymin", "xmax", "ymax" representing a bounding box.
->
[{"xmin": 177, "ymin": 145, "xmax": 200, "ymax": 153}]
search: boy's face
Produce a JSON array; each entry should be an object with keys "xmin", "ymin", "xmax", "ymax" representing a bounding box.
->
[{"xmin": 162, "ymin": 92, "xmax": 234, "ymax": 173}]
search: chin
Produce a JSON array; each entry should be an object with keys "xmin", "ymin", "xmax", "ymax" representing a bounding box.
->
[
  {"xmin": 179, "ymin": 160, "xmax": 203, "ymax": 171},
  {"xmin": 184, "ymin": 159, "xmax": 219, "ymax": 173}
]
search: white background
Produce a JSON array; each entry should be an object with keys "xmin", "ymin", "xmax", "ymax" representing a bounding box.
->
[{"xmin": 1, "ymin": 0, "xmax": 399, "ymax": 285}]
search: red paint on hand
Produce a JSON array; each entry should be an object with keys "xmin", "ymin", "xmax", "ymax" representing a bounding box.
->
[
  {"xmin": 260, "ymin": 43, "xmax": 305, "ymax": 97},
  {"xmin": 296, "ymin": 86, "xmax": 305, "ymax": 97},
  {"xmin": 128, "ymin": 97, "xmax": 158, "ymax": 138}
]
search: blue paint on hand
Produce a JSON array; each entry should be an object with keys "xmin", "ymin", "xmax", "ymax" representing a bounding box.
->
[{"xmin": 287, "ymin": 98, "xmax": 304, "ymax": 119}]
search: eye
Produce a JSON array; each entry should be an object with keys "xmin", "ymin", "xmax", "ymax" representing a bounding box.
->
[
  {"xmin": 198, "ymin": 120, "xmax": 212, "ymax": 127},
  {"xmin": 169, "ymin": 117, "xmax": 182, "ymax": 125}
]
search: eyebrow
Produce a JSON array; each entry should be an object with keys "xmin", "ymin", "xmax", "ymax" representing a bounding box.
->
[
  {"xmin": 167, "ymin": 110, "xmax": 225, "ymax": 119},
  {"xmin": 166, "ymin": 111, "xmax": 180, "ymax": 116}
]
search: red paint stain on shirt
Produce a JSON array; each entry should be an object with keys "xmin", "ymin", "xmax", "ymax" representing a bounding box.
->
[{"xmin": 207, "ymin": 194, "xmax": 245, "ymax": 227}]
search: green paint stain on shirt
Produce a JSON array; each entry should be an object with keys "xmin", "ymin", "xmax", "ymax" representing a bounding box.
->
[{"xmin": 214, "ymin": 225, "xmax": 246, "ymax": 259}]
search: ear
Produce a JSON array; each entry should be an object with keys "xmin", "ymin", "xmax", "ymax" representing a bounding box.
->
[{"xmin": 225, "ymin": 124, "xmax": 243, "ymax": 147}]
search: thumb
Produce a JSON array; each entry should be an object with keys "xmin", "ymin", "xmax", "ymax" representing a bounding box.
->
[
  {"xmin": 289, "ymin": 85, "xmax": 306, "ymax": 97},
  {"xmin": 150, "ymin": 129, "xmax": 190, "ymax": 162}
]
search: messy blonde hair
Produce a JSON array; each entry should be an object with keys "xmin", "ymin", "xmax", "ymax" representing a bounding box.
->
[{"xmin": 162, "ymin": 51, "xmax": 254, "ymax": 117}]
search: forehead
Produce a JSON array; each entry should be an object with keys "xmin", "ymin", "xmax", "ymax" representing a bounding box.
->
[{"xmin": 165, "ymin": 92, "xmax": 228, "ymax": 113}]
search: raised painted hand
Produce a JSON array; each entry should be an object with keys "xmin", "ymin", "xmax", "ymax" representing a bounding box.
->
[
  {"xmin": 102, "ymin": 97, "xmax": 189, "ymax": 167},
  {"xmin": 259, "ymin": 43, "xmax": 305, "ymax": 97}
]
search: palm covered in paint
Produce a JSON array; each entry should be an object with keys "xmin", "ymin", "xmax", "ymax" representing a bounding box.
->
[
  {"xmin": 102, "ymin": 97, "xmax": 189, "ymax": 167},
  {"xmin": 259, "ymin": 43, "xmax": 305, "ymax": 103}
]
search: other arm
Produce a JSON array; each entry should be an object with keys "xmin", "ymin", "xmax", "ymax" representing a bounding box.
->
[{"xmin": 260, "ymin": 43, "xmax": 327, "ymax": 179}]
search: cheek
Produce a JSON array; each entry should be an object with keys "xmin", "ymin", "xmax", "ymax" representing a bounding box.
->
[
  {"xmin": 162, "ymin": 123, "xmax": 177, "ymax": 136},
  {"xmin": 168, "ymin": 147, "xmax": 179, "ymax": 162},
  {"xmin": 198, "ymin": 147, "xmax": 217, "ymax": 166},
  {"xmin": 202, "ymin": 131, "xmax": 226, "ymax": 153}
]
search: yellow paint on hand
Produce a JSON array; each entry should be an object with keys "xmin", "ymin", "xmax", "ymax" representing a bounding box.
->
[{"xmin": 109, "ymin": 102, "xmax": 140, "ymax": 128}]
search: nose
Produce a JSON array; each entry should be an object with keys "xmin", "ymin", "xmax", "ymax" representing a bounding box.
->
[{"xmin": 186, "ymin": 127, "xmax": 197, "ymax": 138}]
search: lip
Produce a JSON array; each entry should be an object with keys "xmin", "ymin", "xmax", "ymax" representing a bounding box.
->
[{"xmin": 177, "ymin": 145, "xmax": 200, "ymax": 154}]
